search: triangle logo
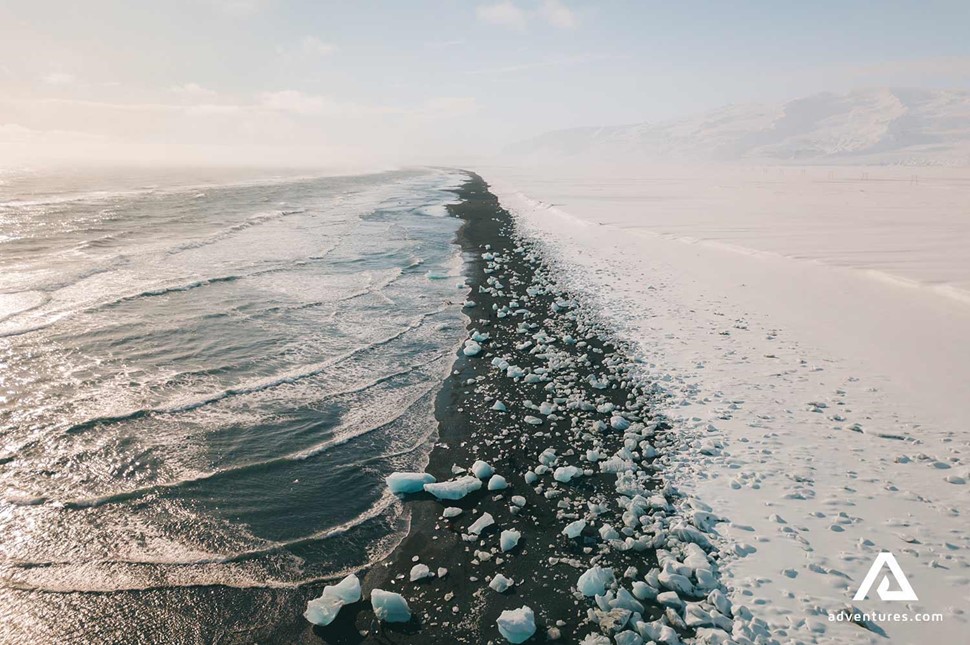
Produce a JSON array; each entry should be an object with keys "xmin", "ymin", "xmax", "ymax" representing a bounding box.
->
[{"xmin": 853, "ymin": 552, "xmax": 918, "ymax": 602}]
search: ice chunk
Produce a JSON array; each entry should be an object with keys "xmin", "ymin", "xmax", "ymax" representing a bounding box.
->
[
  {"xmin": 511, "ymin": 495, "xmax": 526, "ymax": 507},
  {"xmin": 386, "ymin": 472, "xmax": 435, "ymax": 495},
  {"xmin": 524, "ymin": 415, "xmax": 543, "ymax": 425},
  {"xmin": 468, "ymin": 512, "xmax": 495, "ymax": 535},
  {"xmin": 471, "ymin": 460, "xmax": 495, "ymax": 479},
  {"xmin": 409, "ymin": 563, "xmax": 432, "ymax": 582},
  {"xmin": 611, "ymin": 588, "xmax": 645, "ymax": 614},
  {"xmin": 538, "ymin": 449, "xmax": 557, "ymax": 466},
  {"xmin": 463, "ymin": 341, "xmax": 482, "ymax": 356},
  {"xmin": 442, "ymin": 507, "xmax": 463, "ymax": 518},
  {"xmin": 632, "ymin": 580, "xmax": 657, "ymax": 601},
  {"xmin": 553, "ymin": 465, "xmax": 583, "ymax": 483},
  {"xmin": 610, "ymin": 415, "xmax": 631, "ymax": 430},
  {"xmin": 614, "ymin": 631, "xmax": 644, "ymax": 645},
  {"xmin": 577, "ymin": 566, "xmax": 615, "ymax": 596},
  {"xmin": 370, "ymin": 589, "xmax": 411, "ymax": 623},
  {"xmin": 489, "ymin": 573, "xmax": 514, "ymax": 593},
  {"xmin": 423, "ymin": 475, "xmax": 482, "ymax": 500},
  {"xmin": 491, "ymin": 400, "xmax": 508, "ymax": 412},
  {"xmin": 488, "ymin": 474, "xmax": 508, "ymax": 490},
  {"xmin": 303, "ymin": 574, "xmax": 361, "ymax": 626},
  {"xmin": 496, "ymin": 605, "xmax": 536, "ymax": 644},
  {"xmin": 656, "ymin": 591, "xmax": 683, "ymax": 609},
  {"xmin": 500, "ymin": 529, "xmax": 521, "ymax": 551},
  {"xmin": 659, "ymin": 564, "xmax": 694, "ymax": 595},
  {"xmin": 562, "ymin": 519, "xmax": 586, "ymax": 539}
]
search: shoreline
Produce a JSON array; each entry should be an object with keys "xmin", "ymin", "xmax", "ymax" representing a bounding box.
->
[{"xmin": 305, "ymin": 172, "xmax": 692, "ymax": 643}]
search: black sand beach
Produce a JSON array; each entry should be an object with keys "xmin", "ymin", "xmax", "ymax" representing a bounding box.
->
[{"xmin": 305, "ymin": 173, "xmax": 670, "ymax": 644}]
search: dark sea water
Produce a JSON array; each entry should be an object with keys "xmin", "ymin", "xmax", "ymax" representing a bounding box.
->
[{"xmin": 0, "ymin": 167, "xmax": 467, "ymax": 642}]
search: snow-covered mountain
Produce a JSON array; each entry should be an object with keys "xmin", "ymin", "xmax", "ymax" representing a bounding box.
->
[{"xmin": 506, "ymin": 88, "xmax": 970, "ymax": 165}]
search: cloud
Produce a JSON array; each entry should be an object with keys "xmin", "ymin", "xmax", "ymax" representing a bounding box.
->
[
  {"xmin": 426, "ymin": 39, "xmax": 466, "ymax": 49},
  {"xmin": 476, "ymin": 1, "xmax": 577, "ymax": 31},
  {"xmin": 845, "ymin": 56, "xmax": 970, "ymax": 79},
  {"xmin": 258, "ymin": 90, "xmax": 330, "ymax": 115},
  {"xmin": 256, "ymin": 90, "xmax": 398, "ymax": 117},
  {"xmin": 422, "ymin": 96, "xmax": 479, "ymax": 116},
  {"xmin": 476, "ymin": 2, "xmax": 528, "ymax": 30},
  {"xmin": 467, "ymin": 53, "xmax": 615, "ymax": 76},
  {"xmin": 184, "ymin": 103, "xmax": 244, "ymax": 116},
  {"xmin": 42, "ymin": 72, "xmax": 77, "ymax": 86},
  {"xmin": 209, "ymin": 0, "xmax": 265, "ymax": 17},
  {"xmin": 0, "ymin": 122, "xmax": 105, "ymax": 144},
  {"xmin": 299, "ymin": 36, "xmax": 338, "ymax": 56},
  {"xmin": 539, "ymin": 0, "xmax": 577, "ymax": 29},
  {"xmin": 170, "ymin": 83, "xmax": 219, "ymax": 100},
  {"xmin": 277, "ymin": 36, "xmax": 338, "ymax": 63}
]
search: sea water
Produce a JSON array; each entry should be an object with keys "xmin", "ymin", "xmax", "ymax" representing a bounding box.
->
[{"xmin": 0, "ymin": 166, "xmax": 467, "ymax": 640}]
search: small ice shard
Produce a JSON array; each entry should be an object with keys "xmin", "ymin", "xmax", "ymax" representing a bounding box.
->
[
  {"xmin": 371, "ymin": 589, "xmax": 411, "ymax": 623},
  {"xmin": 524, "ymin": 415, "xmax": 543, "ymax": 425},
  {"xmin": 471, "ymin": 460, "xmax": 495, "ymax": 479},
  {"xmin": 500, "ymin": 529, "xmax": 521, "ymax": 551},
  {"xmin": 489, "ymin": 573, "xmax": 514, "ymax": 593},
  {"xmin": 468, "ymin": 512, "xmax": 495, "ymax": 535},
  {"xmin": 488, "ymin": 474, "xmax": 508, "ymax": 490},
  {"xmin": 463, "ymin": 341, "xmax": 482, "ymax": 356},
  {"xmin": 562, "ymin": 519, "xmax": 586, "ymax": 539},
  {"xmin": 538, "ymin": 401, "xmax": 555, "ymax": 415},
  {"xmin": 463, "ymin": 300, "xmax": 477, "ymax": 308},
  {"xmin": 491, "ymin": 400, "xmax": 508, "ymax": 412},
  {"xmin": 442, "ymin": 507, "xmax": 463, "ymax": 518},
  {"xmin": 386, "ymin": 472, "xmax": 436, "ymax": 495},
  {"xmin": 471, "ymin": 330, "xmax": 490, "ymax": 342},
  {"xmin": 577, "ymin": 566, "xmax": 614, "ymax": 596},
  {"xmin": 409, "ymin": 563, "xmax": 432, "ymax": 582},
  {"xmin": 496, "ymin": 605, "xmax": 536, "ymax": 644},
  {"xmin": 424, "ymin": 475, "xmax": 482, "ymax": 500},
  {"xmin": 303, "ymin": 574, "xmax": 361, "ymax": 626},
  {"xmin": 553, "ymin": 465, "xmax": 583, "ymax": 483}
]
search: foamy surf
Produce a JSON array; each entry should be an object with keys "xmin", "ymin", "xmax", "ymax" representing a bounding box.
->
[{"xmin": 0, "ymin": 168, "xmax": 470, "ymax": 629}]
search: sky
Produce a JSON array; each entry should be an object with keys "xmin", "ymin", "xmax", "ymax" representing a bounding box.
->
[{"xmin": 1, "ymin": 0, "xmax": 969, "ymax": 168}]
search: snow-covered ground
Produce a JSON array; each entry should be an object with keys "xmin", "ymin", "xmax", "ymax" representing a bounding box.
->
[{"xmin": 484, "ymin": 164, "xmax": 970, "ymax": 643}]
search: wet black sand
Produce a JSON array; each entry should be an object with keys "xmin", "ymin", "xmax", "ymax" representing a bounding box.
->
[{"xmin": 306, "ymin": 173, "xmax": 668, "ymax": 644}]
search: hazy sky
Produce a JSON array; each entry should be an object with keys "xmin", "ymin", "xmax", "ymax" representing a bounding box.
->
[{"xmin": 1, "ymin": 0, "xmax": 969, "ymax": 167}]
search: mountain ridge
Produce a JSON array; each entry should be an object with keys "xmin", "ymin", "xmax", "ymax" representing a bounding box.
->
[{"xmin": 505, "ymin": 88, "xmax": 970, "ymax": 165}]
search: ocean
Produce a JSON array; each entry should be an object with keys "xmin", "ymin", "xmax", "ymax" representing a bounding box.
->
[{"xmin": 0, "ymin": 166, "xmax": 468, "ymax": 642}]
